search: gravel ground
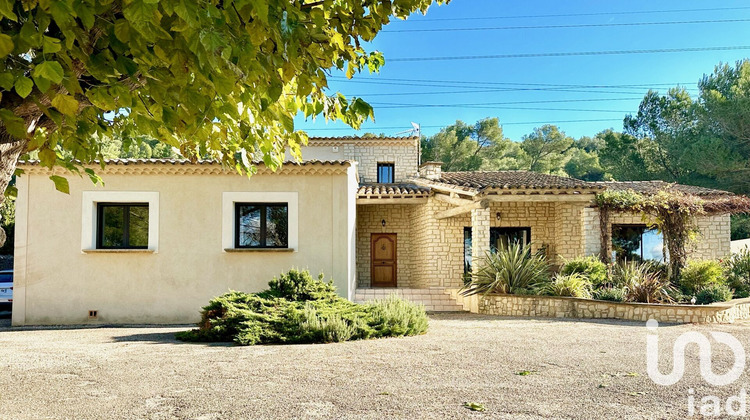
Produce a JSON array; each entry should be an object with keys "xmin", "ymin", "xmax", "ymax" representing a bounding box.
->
[{"xmin": 0, "ymin": 313, "xmax": 749, "ymax": 419}]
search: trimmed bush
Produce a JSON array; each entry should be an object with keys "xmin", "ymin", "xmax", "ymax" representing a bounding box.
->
[
  {"xmin": 560, "ymin": 256, "xmax": 608, "ymax": 287},
  {"xmin": 461, "ymin": 242, "xmax": 549, "ymax": 296},
  {"xmin": 724, "ymin": 248, "xmax": 750, "ymax": 298},
  {"xmin": 695, "ymin": 284, "xmax": 734, "ymax": 305},
  {"xmin": 679, "ymin": 260, "xmax": 726, "ymax": 295},
  {"xmin": 593, "ymin": 287, "xmax": 626, "ymax": 302},
  {"xmin": 538, "ymin": 273, "xmax": 592, "ymax": 298},
  {"xmin": 176, "ymin": 269, "xmax": 428, "ymax": 346}
]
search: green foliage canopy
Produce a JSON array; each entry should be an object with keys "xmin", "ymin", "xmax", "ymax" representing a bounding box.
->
[{"xmin": 0, "ymin": 0, "xmax": 446, "ymax": 194}]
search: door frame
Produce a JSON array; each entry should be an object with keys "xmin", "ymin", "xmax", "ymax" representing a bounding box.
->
[{"xmin": 370, "ymin": 233, "xmax": 397, "ymax": 287}]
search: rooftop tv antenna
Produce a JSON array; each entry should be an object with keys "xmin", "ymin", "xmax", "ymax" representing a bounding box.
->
[{"xmin": 394, "ymin": 122, "xmax": 421, "ymax": 137}]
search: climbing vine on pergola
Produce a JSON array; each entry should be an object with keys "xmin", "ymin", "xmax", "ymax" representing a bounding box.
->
[{"xmin": 595, "ymin": 189, "xmax": 750, "ymax": 281}]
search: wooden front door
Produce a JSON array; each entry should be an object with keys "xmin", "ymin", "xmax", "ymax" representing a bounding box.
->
[{"xmin": 371, "ymin": 233, "xmax": 397, "ymax": 287}]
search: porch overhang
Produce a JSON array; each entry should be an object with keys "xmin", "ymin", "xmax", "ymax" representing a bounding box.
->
[{"xmin": 357, "ymin": 183, "xmax": 430, "ymax": 205}]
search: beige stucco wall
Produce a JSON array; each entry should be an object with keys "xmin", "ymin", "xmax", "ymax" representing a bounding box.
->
[{"xmin": 13, "ymin": 165, "xmax": 357, "ymax": 325}]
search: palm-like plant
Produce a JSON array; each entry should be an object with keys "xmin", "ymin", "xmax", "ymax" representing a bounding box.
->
[
  {"xmin": 461, "ymin": 242, "xmax": 549, "ymax": 296},
  {"xmin": 615, "ymin": 261, "xmax": 677, "ymax": 304}
]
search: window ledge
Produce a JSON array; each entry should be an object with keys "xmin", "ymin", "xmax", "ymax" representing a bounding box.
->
[
  {"xmin": 82, "ymin": 249, "xmax": 156, "ymax": 254},
  {"xmin": 224, "ymin": 248, "xmax": 295, "ymax": 253}
]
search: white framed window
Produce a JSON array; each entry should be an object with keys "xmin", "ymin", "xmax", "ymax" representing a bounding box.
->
[
  {"xmin": 222, "ymin": 192, "xmax": 298, "ymax": 251},
  {"xmin": 81, "ymin": 191, "xmax": 160, "ymax": 252}
]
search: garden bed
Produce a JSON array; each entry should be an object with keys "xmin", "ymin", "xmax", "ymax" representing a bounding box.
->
[{"xmin": 448, "ymin": 289, "xmax": 750, "ymax": 324}]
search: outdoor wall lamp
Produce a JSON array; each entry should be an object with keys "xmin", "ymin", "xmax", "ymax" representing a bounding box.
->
[
  {"xmin": 381, "ymin": 219, "xmax": 386, "ymax": 227},
  {"xmin": 496, "ymin": 212, "xmax": 502, "ymax": 221}
]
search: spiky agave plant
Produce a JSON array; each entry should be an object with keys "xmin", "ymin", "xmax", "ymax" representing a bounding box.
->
[{"xmin": 461, "ymin": 242, "xmax": 549, "ymax": 296}]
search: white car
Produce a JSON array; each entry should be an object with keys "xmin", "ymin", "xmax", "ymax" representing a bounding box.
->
[{"xmin": 0, "ymin": 270, "xmax": 12, "ymax": 305}]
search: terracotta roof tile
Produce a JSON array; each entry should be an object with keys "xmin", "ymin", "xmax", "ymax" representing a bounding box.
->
[
  {"xmin": 308, "ymin": 136, "xmax": 418, "ymax": 142},
  {"xmin": 435, "ymin": 171, "xmax": 602, "ymax": 191},
  {"xmin": 357, "ymin": 183, "xmax": 430, "ymax": 197},
  {"xmin": 19, "ymin": 159, "xmax": 352, "ymax": 166},
  {"xmin": 593, "ymin": 181, "xmax": 732, "ymax": 196}
]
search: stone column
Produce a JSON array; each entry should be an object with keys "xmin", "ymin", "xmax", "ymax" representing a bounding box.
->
[{"xmin": 471, "ymin": 207, "xmax": 491, "ymax": 278}]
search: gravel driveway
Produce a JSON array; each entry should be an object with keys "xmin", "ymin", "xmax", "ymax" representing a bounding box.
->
[{"xmin": 0, "ymin": 313, "xmax": 748, "ymax": 419}]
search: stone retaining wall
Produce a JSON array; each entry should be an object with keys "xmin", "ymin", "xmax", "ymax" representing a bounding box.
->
[{"xmin": 446, "ymin": 289, "xmax": 750, "ymax": 324}]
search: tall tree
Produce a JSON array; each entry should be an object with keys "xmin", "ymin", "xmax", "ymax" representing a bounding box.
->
[
  {"xmin": 698, "ymin": 60, "xmax": 750, "ymax": 193},
  {"xmin": 519, "ymin": 124, "xmax": 573, "ymax": 173},
  {"xmin": 0, "ymin": 0, "xmax": 446, "ymax": 199},
  {"xmin": 597, "ymin": 129, "xmax": 659, "ymax": 181},
  {"xmin": 564, "ymin": 148, "xmax": 605, "ymax": 181},
  {"xmin": 421, "ymin": 117, "xmax": 512, "ymax": 171},
  {"xmin": 623, "ymin": 88, "xmax": 705, "ymax": 183}
]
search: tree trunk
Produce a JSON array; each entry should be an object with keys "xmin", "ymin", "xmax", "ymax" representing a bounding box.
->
[{"xmin": 0, "ymin": 125, "xmax": 31, "ymax": 247}]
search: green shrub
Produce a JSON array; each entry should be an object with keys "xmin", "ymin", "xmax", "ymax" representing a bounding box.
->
[
  {"xmin": 724, "ymin": 248, "xmax": 750, "ymax": 298},
  {"xmin": 295, "ymin": 303, "xmax": 357, "ymax": 343},
  {"xmin": 538, "ymin": 273, "xmax": 592, "ymax": 298},
  {"xmin": 461, "ymin": 242, "xmax": 549, "ymax": 296},
  {"xmin": 679, "ymin": 260, "xmax": 726, "ymax": 295},
  {"xmin": 593, "ymin": 287, "xmax": 626, "ymax": 302},
  {"xmin": 695, "ymin": 284, "xmax": 734, "ymax": 305},
  {"xmin": 176, "ymin": 269, "xmax": 427, "ymax": 346},
  {"xmin": 666, "ymin": 288, "xmax": 691, "ymax": 304},
  {"xmin": 613, "ymin": 261, "xmax": 676, "ymax": 303},
  {"xmin": 369, "ymin": 295, "xmax": 429, "ymax": 337},
  {"xmin": 266, "ymin": 268, "xmax": 336, "ymax": 301},
  {"xmin": 560, "ymin": 256, "xmax": 608, "ymax": 287}
]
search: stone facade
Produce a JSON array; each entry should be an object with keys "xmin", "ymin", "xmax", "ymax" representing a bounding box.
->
[
  {"xmin": 471, "ymin": 207, "xmax": 490, "ymax": 278},
  {"xmin": 584, "ymin": 209, "xmax": 730, "ymax": 260},
  {"xmin": 300, "ymin": 138, "xmax": 419, "ymax": 183},
  {"xmin": 347, "ymin": 143, "xmax": 419, "ymax": 183},
  {"xmin": 695, "ymin": 214, "xmax": 731, "ymax": 259},
  {"xmin": 298, "ymin": 138, "xmax": 734, "ymax": 290},
  {"xmin": 356, "ymin": 204, "xmax": 416, "ymax": 288},
  {"xmin": 582, "ymin": 207, "xmax": 600, "ymax": 256},
  {"xmin": 411, "ymin": 198, "xmax": 468, "ymax": 289},
  {"xmin": 356, "ymin": 198, "xmax": 734, "ymax": 289},
  {"xmin": 489, "ymin": 202, "xmax": 556, "ymax": 256},
  {"xmin": 447, "ymin": 290, "xmax": 750, "ymax": 324},
  {"xmin": 554, "ymin": 203, "xmax": 585, "ymax": 262}
]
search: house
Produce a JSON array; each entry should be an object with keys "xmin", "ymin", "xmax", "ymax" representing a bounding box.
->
[{"xmin": 11, "ymin": 136, "xmax": 733, "ymax": 325}]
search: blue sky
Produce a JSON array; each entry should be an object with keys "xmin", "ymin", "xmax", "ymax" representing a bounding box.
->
[{"xmin": 295, "ymin": 0, "xmax": 750, "ymax": 141}]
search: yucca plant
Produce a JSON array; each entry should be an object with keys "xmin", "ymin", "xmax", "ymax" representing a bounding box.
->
[
  {"xmin": 461, "ymin": 242, "xmax": 549, "ymax": 296},
  {"xmin": 538, "ymin": 273, "xmax": 593, "ymax": 299}
]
